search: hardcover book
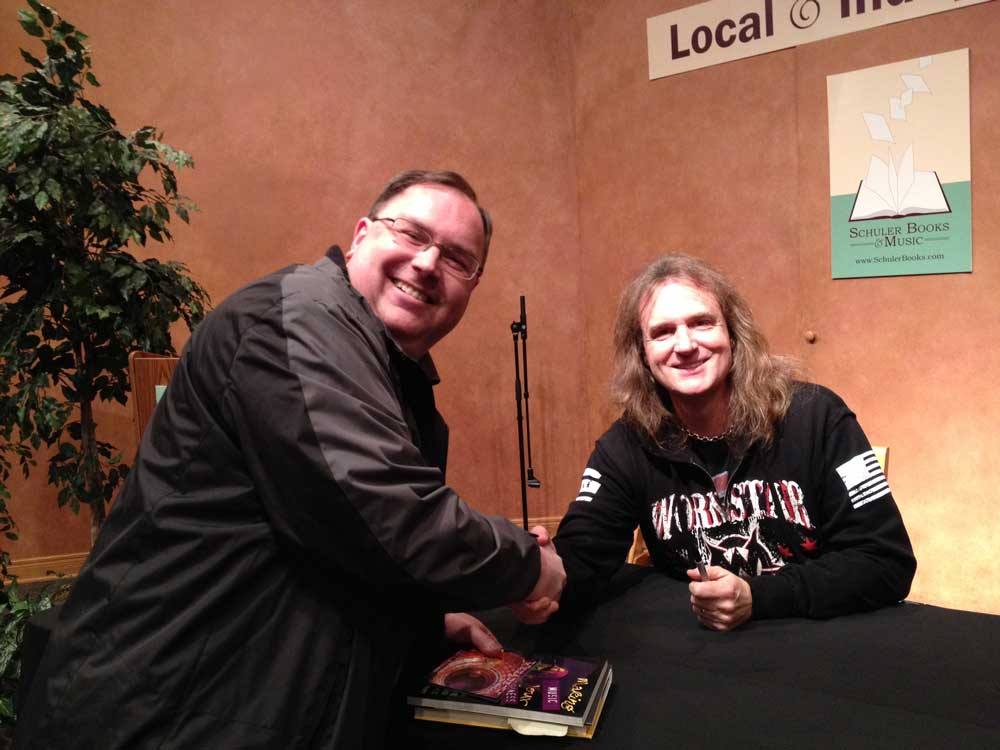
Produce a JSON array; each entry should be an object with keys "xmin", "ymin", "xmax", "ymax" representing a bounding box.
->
[{"xmin": 409, "ymin": 649, "xmax": 612, "ymax": 739}]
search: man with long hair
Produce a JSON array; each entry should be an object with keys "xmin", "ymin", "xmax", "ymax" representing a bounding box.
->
[{"xmin": 550, "ymin": 253, "xmax": 915, "ymax": 631}]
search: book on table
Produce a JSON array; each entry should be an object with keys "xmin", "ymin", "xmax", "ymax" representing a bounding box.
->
[{"xmin": 408, "ymin": 649, "xmax": 612, "ymax": 739}]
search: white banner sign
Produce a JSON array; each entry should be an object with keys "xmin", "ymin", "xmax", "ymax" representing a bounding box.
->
[{"xmin": 647, "ymin": 0, "xmax": 993, "ymax": 80}]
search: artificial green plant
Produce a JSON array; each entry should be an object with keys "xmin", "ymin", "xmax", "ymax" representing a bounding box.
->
[{"xmin": 0, "ymin": 1, "xmax": 210, "ymax": 550}]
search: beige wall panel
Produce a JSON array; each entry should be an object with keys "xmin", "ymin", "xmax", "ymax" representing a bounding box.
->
[
  {"xmin": 5, "ymin": 0, "xmax": 998, "ymax": 616},
  {"xmin": 572, "ymin": 0, "xmax": 804, "ymax": 450},
  {"xmin": 793, "ymin": 6, "xmax": 1000, "ymax": 613},
  {"xmin": 1, "ymin": 0, "xmax": 584, "ymax": 561},
  {"xmin": 571, "ymin": 0, "xmax": 1000, "ymax": 612}
]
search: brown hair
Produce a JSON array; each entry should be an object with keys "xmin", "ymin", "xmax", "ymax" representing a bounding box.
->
[
  {"xmin": 611, "ymin": 253, "xmax": 798, "ymax": 447},
  {"xmin": 368, "ymin": 170, "xmax": 493, "ymax": 272}
]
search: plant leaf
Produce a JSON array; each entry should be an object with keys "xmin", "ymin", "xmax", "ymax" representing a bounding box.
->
[
  {"xmin": 27, "ymin": 0, "xmax": 54, "ymax": 27},
  {"xmin": 19, "ymin": 49, "xmax": 45, "ymax": 68},
  {"xmin": 18, "ymin": 10, "xmax": 44, "ymax": 37}
]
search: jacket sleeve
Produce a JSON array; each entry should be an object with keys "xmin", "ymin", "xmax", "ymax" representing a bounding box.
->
[
  {"xmin": 750, "ymin": 388, "xmax": 917, "ymax": 620},
  {"xmin": 554, "ymin": 425, "xmax": 643, "ymax": 613},
  {"xmin": 220, "ymin": 288, "xmax": 540, "ymax": 613}
]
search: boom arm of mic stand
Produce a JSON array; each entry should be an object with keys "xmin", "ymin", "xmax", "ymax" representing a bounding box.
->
[{"xmin": 519, "ymin": 298, "xmax": 541, "ymax": 489}]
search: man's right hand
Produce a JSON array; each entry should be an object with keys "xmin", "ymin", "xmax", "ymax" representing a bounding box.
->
[{"xmin": 511, "ymin": 525, "xmax": 565, "ymax": 625}]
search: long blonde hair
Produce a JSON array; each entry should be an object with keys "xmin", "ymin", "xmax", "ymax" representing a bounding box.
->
[{"xmin": 611, "ymin": 254, "xmax": 798, "ymax": 447}]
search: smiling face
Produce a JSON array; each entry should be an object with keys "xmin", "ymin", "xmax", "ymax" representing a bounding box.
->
[
  {"xmin": 640, "ymin": 280, "xmax": 733, "ymax": 412},
  {"xmin": 345, "ymin": 184, "xmax": 484, "ymax": 359}
]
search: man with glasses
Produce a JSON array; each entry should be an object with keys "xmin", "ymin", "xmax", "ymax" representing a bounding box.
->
[{"xmin": 17, "ymin": 170, "xmax": 565, "ymax": 750}]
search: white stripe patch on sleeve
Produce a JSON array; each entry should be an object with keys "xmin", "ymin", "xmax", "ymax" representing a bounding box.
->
[
  {"xmin": 575, "ymin": 467, "xmax": 602, "ymax": 502},
  {"xmin": 836, "ymin": 450, "xmax": 891, "ymax": 509}
]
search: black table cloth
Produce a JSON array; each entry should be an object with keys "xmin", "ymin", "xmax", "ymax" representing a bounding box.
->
[
  {"xmin": 407, "ymin": 566, "xmax": 1000, "ymax": 749},
  {"xmin": 20, "ymin": 566, "xmax": 1000, "ymax": 747}
]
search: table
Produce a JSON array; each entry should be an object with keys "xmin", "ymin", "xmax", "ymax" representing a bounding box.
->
[{"xmin": 407, "ymin": 566, "xmax": 1000, "ymax": 748}]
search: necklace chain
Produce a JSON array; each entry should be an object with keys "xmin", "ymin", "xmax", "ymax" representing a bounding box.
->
[{"xmin": 677, "ymin": 422, "xmax": 733, "ymax": 442}]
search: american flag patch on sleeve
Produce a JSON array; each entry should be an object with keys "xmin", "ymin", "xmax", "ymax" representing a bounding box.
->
[
  {"xmin": 836, "ymin": 450, "xmax": 890, "ymax": 509},
  {"xmin": 574, "ymin": 467, "xmax": 602, "ymax": 502}
]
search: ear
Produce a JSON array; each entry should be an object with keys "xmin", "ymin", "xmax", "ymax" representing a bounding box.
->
[{"xmin": 347, "ymin": 217, "xmax": 371, "ymax": 259}]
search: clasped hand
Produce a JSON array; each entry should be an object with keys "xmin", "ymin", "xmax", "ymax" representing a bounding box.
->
[
  {"xmin": 510, "ymin": 525, "xmax": 565, "ymax": 625},
  {"xmin": 687, "ymin": 565, "xmax": 752, "ymax": 631},
  {"xmin": 445, "ymin": 526, "xmax": 565, "ymax": 654}
]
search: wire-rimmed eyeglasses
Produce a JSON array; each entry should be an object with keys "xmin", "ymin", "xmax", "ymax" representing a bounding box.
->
[{"xmin": 372, "ymin": 216, "xmax": 481, "ymax": 281}]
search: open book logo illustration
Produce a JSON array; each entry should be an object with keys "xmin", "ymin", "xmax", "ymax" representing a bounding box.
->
[{"xmin": 849, "ymin": 145, "xmax": 950, "ymax": 222}]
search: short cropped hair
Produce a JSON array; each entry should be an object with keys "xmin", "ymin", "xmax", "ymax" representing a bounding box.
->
[
  {"xmin": 368, "ymin": 170, "xmax": 493, "ymax": 272},
  {"xmin": 611, "ymin": 253, "xmax": 798, "ymax": 447}
]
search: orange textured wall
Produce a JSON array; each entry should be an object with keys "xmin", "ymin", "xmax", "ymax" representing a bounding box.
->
[
  {"xmin": 571, "ymin": 0, "xmax": 1000, "ymax": 614},
  {"xmin": 0, "ymin": 0, "xmax": 586, "ymax": 560},
  {"xmin": 4, "ymin": 1, "xmax": 1000, "ymax": 616}
]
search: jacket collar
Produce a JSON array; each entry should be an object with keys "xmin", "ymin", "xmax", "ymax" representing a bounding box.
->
[
  {"xmin": 325, "ymin": 244, "xmax": 348, "ymax": 270},
  {"xmin": 638, "ymin": 422, "xmax": 692, "ymax": 462}
]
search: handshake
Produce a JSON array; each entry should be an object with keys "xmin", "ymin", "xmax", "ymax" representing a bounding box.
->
[
  {"xmin": 442, "ymin": 526, "xmax": 566, "ymax": 656},
  {"xmin": 510, "ymin": 525, "xmax": 566, "ymax": 625}
]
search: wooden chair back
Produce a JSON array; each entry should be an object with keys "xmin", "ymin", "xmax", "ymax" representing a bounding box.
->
[
  {"xmin": 626, "ymin": 444, "xmax": 891, "ymax": 567},
  {"xmin": 872, "ymin": 445, "xmax": 888, "ymax": 473},
  {"xmin": 128, "ymin": 351, "xmax": 179, "ymax": 443},
  {"xmin": 627, "ymin": 529, "xmax": 651, "ymax": 566}
]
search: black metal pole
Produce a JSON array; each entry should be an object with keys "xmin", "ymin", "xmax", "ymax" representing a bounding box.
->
[{"xmin": 512, "ymin": 323, "xmax": 529, "ymax": 530}]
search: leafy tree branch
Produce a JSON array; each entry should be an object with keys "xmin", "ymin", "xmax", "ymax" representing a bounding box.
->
[{"xmin": 0, "ymin": 1, "xmax": 210, "ymax": 551}]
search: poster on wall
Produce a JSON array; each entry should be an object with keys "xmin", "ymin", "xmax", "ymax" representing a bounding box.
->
[{"xmin": 827, "ymin": 49, "xmax": 971, "ymax": 279}]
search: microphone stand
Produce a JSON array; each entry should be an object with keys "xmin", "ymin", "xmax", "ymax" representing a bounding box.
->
[{"xmin": 511, "ymin": 295, "xmax": 541, "ymax": 530}]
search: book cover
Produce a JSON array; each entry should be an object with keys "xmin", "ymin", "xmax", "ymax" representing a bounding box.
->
[
  {"xmin": 411, "ymin": 651, "xmax": 611, "ymax": 730},
  {"xmin": 426, "ymin": 649, "xmax": 536, "ymax": 701}
]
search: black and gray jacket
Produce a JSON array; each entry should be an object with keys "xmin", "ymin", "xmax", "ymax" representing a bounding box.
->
[
  {"xmin": 554, "ymin": 383, "xmax": 916, "ymax": 620},
  {"xmin": 17, "ymin": 247, "xmax": 540, "ymax": 749}
]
